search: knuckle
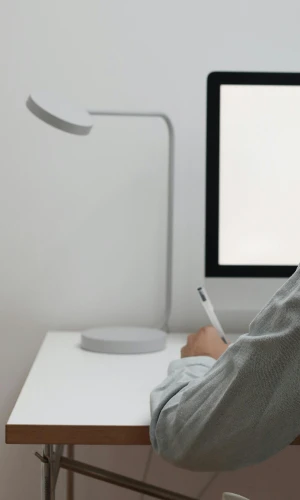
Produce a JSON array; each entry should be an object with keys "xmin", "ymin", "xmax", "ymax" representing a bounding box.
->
[{"xmin": 200, "ymin": 325, "xmax": 210, "ymax": 334}]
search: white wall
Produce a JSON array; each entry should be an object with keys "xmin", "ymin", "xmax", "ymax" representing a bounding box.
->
[{"xmin": 2, "ymin": 1, "xmax": 300, "ymax": 499}]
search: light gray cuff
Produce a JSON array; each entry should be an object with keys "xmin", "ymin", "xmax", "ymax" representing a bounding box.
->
[{"xmin": 167, "ymin": 355, "xmax": 216, "ymax": 375}]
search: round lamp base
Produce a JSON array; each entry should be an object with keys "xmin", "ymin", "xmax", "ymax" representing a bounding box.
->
[{"xmin": 80, "ymin": 327, "xmax": 167, "ymax": 354}]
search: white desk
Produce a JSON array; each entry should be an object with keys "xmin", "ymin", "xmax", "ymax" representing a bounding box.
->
[
  {"xmin": 5, "ymin": 331, "xmax": 241, "ymax": 500},
  {"xmin": 6, "ymin": 331, "xmax": 239, "ymax": 445}
]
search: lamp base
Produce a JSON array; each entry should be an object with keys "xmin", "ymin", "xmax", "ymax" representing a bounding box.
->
[{"xmin": 80, "ymin": 326, "xmax": 167, "ymax": 354}]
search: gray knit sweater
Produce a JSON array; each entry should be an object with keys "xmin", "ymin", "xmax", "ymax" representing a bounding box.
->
[{"xmin": 150, "ymin": 265, "xmax": 300, "ymax": 471}]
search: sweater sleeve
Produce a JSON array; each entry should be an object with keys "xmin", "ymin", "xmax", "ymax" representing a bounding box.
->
[{"xmin": 149, "ymin": 265, "xmax": 300, "ymax": 471}]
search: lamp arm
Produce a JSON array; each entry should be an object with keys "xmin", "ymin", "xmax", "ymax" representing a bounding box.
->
[{"xmin": 88, "ymin": 111, "xmax": 174, "ymax": 333}]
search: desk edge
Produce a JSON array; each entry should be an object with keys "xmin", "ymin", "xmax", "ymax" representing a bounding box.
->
[
  {"xmin": 6, "ymin": 424, "xmax": 300, "ymax": 447},
  {"xmin": 5, "ymin": 424, "xmax": 151, "ymax": 445}
]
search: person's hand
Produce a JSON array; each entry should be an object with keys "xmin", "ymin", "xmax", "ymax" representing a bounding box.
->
[{"xmin": 181, "ymin": 326, "xmax": 229, "ymax": 360}]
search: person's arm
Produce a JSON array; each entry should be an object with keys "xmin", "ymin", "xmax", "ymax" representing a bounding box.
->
[
  {"xmin": 149, "ymin": 347, "xmax": 217, "ymax": 464},
  {"xmin": 150, "ymin": 265, "xmax": 300, "ymax": 471}
]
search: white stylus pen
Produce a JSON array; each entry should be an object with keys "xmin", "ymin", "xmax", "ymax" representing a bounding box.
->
[{"xmin": 197, "ymin": 286, "xmax": 228, "ymax": 344}]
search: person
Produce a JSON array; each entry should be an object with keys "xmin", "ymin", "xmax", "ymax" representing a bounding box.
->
[{"xmin": 150, "ymin": 264, "xmax": 300, "ymax": 471}]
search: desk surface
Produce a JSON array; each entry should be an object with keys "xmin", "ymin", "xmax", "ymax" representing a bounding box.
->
[{"xmin": 5, "ymin": 331, "xmax": 241, "ymax": 444}]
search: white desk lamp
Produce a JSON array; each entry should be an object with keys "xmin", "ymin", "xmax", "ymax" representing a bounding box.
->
[{"xmin": 26, "ymin": 91, "xmax": 175, "ymax": 354}]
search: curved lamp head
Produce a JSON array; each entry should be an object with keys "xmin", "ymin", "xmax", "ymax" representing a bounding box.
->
[{"xmin": 26, "ymin": 91, "xmax": 94, "ymax": 136}]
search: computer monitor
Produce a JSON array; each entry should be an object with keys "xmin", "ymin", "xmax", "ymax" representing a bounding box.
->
[{"xmin": 205, "ymin": 72, "xmax": 300, "ymax": 331}]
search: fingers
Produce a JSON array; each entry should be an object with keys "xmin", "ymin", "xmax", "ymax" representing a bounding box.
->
[
  {"xmin": 187, "ymin": 333, "xmax": 195, "ymax": 343},
  {"xmin": 186, "ymin": 327, "xmax": 207, "ymax": 346},
  {"xmin": 180, "ymin": 345, "xmax": 188, "ymax": 358}
]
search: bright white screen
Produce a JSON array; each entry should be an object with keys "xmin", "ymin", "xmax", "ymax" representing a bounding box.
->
[{"xmin": 219, "ymin": 84, "xmax": 300, "ymax": 266}]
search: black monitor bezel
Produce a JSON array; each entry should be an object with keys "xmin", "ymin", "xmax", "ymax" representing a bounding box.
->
[{"xmin": 205, "ymin": 71, "xmax": 299, "ymax": 278}]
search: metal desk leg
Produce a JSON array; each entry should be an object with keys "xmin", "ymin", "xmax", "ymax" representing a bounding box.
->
[
  {"xmin": 38, "ymin": 445, "xmax": 64, "ymax": 500},
  {"xmin": 41, "ymin": 445, "xmax": 52, "ymax": 500},
  {"xmin": 37, "ymin": 445, "xmax": 197, "ymax": 500},
  {"xmin": 67, "ymin": 445, "xmax": 74, "ymax": 500}
]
